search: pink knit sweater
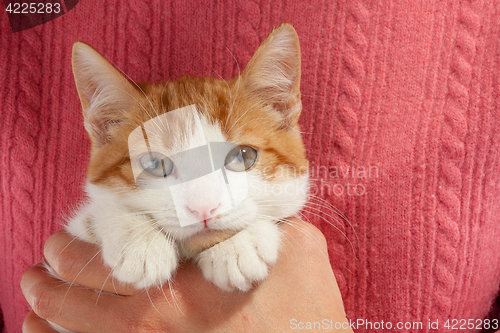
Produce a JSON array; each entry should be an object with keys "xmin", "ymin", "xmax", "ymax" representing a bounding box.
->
[{"xmin": 1, "ymin": 1, "xmax": 500, "ymax": 332}]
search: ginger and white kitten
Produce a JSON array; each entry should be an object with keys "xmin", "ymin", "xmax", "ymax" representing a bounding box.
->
[{"xmin": 67, "ymin": 23, "xmax": 309, "ymax": 292}]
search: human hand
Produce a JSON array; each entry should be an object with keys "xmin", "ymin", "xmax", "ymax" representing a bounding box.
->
[{"xmin": 21, "ymin": 218, "xmax": 353, "ymax": 332}]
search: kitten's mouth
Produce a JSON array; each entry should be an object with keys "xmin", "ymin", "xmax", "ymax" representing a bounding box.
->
[{"xmin": 180, "ymin": 229, "xmax": 238, "ymax": 257}]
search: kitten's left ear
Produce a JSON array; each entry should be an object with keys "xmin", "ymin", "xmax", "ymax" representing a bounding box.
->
[
  {"xmin": 241, "ymin": 23, "xmax": 301, "ymax": 126},
  {"xmin": 72, "ymin": 42, "xmax": 140, "ymax": 148}
]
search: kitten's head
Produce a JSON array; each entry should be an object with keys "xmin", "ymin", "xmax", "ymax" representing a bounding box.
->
[{"xmin": 72, "ymin": 23, "xmax": 309, "ymax": 246}]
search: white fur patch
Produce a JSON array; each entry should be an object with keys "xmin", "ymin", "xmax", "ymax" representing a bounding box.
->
[
  {"xmin": 66, "ymin": 106, "xmax": 309, "ymax": 290},
  {"xmin": 67, "ymin": 26, "xmax": 308, "ymax": 292}
]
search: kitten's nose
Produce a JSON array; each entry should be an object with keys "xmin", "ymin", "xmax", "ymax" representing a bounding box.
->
[{"xmin": 187, "ymin": 202, "xmax": 220, "ymax": 221}]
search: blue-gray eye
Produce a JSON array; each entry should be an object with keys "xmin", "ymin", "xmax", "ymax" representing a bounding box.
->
[
  {"xmin": 139, "ymin": 152, "xmax": 174, "ymax": 177},
  {"xmin": 224, "ymin": 145, "xmax": 257, "ymax": 172}
]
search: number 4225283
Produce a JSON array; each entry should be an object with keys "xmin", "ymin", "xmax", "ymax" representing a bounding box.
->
[{"xmin": 5, "ymin": 3, "xmax": 61, "ymax": 14}]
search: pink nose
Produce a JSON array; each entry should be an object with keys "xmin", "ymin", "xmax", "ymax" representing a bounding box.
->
[{"xmin": 187, "ymin": 202, "xmax": 220, "ymax": 221}]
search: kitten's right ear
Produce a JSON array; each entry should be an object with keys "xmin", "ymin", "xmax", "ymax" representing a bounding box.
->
[
  {"xmin": 72, "ymin": 42, "xmax": 139, "ymax": 148},
  {"xmin": 240, "ymin": 23, "xmax": 302, "ymax": 127}
]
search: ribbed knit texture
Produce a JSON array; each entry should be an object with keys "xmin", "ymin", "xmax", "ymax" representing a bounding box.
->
[{"xmin": 1, "ymin": 1, "xmax": 500, "ymax": 332}]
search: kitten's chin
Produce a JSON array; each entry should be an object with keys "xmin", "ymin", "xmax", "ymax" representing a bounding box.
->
[{"xmin": 180, "ymin": 229, "xmax": 238, "ymax": 258}]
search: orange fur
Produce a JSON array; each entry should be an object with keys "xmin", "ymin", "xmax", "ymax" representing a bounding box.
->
[{"xmin": 73, "ymin": 23, "xmax": 308, "ymax": 192}]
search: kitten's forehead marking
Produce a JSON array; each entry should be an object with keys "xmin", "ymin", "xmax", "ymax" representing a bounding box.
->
[
  {"xmin": 134, "ymin": 105, "xmax": 205, "ymax": 155},
  {"xmin": 128, "ymin": 104, "xmax": 249, "ymax": 227}
]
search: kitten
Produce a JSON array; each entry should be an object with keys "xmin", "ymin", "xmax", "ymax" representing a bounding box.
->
[{"xmin": 66, "ymin": 23, "xmax": 309, "ymax": 293}]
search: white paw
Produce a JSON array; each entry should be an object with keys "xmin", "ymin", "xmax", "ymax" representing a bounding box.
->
[
  {"xmin": 196, "ymin": 222, "xmax": 280, "ymax": 291},
  {"xmin": 101, "ymin": 223, "xmax": 178, "ymax": 289}
]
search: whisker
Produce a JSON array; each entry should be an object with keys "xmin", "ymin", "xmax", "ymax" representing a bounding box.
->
[
  {"xmin": 278, "ymin": 217, "xmax": 330, "ymax": 263},
  {"xmin": 57, "ymin": 248, "xmax": 102, "ymax": 314},
  {"xmin": 146, "ymin": 287, "xmax": 169, "ymax": 323},
  {"xmin": 308, "ymin": 194, "xmax": 359, "ymax": 246}
]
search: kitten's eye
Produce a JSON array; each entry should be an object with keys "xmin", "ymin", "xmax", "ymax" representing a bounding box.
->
[
  {"xmin": 224, "ymin": 145, "xmax": 258, "ymax": 172},
  {"xmin": 139, "ymin": 152, "xmax": 174, "ymax": 177}
]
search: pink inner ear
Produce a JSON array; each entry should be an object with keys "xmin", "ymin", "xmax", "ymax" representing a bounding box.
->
[
  {"xmin": 239, "ymin": 25, "xmax": 301, "ymax": 124},
  {"xmin": 85, "ymin": 111, "xmax": 126, "ymax": 147},
  {"xmin": 72, "ymin": 42, "xmax": 141, "ymax": 147}
]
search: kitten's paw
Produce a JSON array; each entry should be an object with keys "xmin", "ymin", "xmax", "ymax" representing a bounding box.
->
[
  {"xmin": 196, "ymin": 222, "xmax": 280, "ymax": 291},
  {"xmin": 102, "ymin": 229, "xmax": 178, "ymax": 289}
]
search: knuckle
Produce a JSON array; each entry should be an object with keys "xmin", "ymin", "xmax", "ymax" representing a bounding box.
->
[
  {"xmin": 110, "ymin": 305, "xmax": 134, "ymax": 332},
  {"xmin": 22, "ymin": 311, "xmax": 35, "ymax": 333},
  {"xmin": 52, "ymin": 251, "xmax": 77, "ymax": 280},
  {"xmin": 135, "ymin": 322, "xmax": 158, "ymax": 333},
  {"xmin": 121, "ymin": 314, "xmax": 151, "ymax": 333},
  {"xmin": 22, "ymin": 315, "xmax": 30, "ymax": 332},
  {"xmin": 20, "ymin": 268, "xmax": 33, "ymax": 293},
  {"xmin": 135, "ymin": 319, "xmax": 170, "ymax": 333},
  {"xmin": 28, "ymin": 284, "xmax": 57, "ymax": 321},
  {"xmin": 119, "ymin": 300, "xmax": 171, "ymax": 333},
  {"xmin": 43, "ymin": 232, "xmax": 62, "ymax": 260},
  {"xmin": 45, "ymin": 245, "xmax": 78, "ymax": 281}
]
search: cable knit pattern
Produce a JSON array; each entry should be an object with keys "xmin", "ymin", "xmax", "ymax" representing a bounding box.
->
[
  {"xmin": 234, "ymin": 1, "xmax": 260, "ymax": 67},
  {"xmin": 126, "ymin": 0, "xmax": 152, "ymax": 81},
  {"xmin": 432, "ymin": 0, "xmax": 481, "ymax": 319},
  {"xmin": 453, "ymin": 0, "xmax": 500, "ymax": 322},
  {"xmin": 407, "ymin": 1, "xmax": 451, "ymax": 326},
  {"xmin": 1, "ymin": 1, "xmax": 500, "ymax": 332},
  {"xmin": 0, "ymin": 13, "xmax": 15, "ymax": 332},
  {"xmin": 304, "ymin": 0, "xmax": 343, "ymax": 300},
  {"xmin": 103, "ymin": 0, "xmax": 119, "ymax": 66},
  {"xmin": 327, "ymin": 0, "xmax": 369, "ymax": 303},
  {"xmin": 11, "ymin": 27, "xmax": 43, "ymax": 327},
  {"xmin": 331, "ymin": 0, "xmax": 368, "ymax": 165},
  {"xmin": 449, "ymin": 0, "xmax": 490, "ymax": 321},
  {"xmin": 348, "ymin": 1, "xmax": 388, "ymax": 323}
]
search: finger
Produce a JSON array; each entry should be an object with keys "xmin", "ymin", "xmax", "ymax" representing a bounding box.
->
[
  {"xmin": 43, "ymin": 230, "xmax": 139, "ymax": 295},
  {"xmin": 21, "ymin": 262, "xmax": 134, "ymax": 333},
  {"xmin": 22, "ymin": 310, "xmax": 58, "ymax": 333},
  {"xmin": 274, "ymin": 217, "xmax": 339, "ymax": 288},
  {"xmin": 275, "ymin": 218, "xmax": 346, "ymax": 311},
  {"xmin": 279, "ymin": 217, "xmax": 330, "ymax": 258}
]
